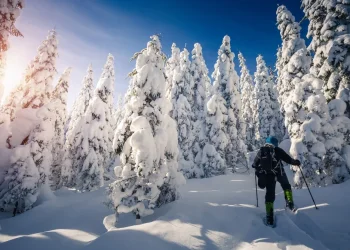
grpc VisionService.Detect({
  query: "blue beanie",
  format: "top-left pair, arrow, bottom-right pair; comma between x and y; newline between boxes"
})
266,136 -> 278,147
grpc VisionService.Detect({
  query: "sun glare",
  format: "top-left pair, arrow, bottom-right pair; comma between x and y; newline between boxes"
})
2,56 -> 25,99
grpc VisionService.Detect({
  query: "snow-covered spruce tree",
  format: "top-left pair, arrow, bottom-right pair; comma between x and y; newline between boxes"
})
0,0 -> 24,85
253,55 -> 276,146
326,99 -> 350,183
190,43 -> 211,171
101,54 -> 116,169
50,68 -> 71,190
287,74 -> 329,187
107,35 -> 184,222
169,48 -> 197,178
276,5 -> 311,108
321,0 -> 350,115
66,64 -> 94,142
302,0 -> 350,111
212,35 -> 247,171
165,43 -> 181,100
276,5 -> 312,138
238,52 -> 256,151
202,94 -> 227,177
268,66 -> 284,141
0,30 -> 58,148
0,92 -> 61,212
0,145 -> 40,212
60,65 -> 94,188
1,29 -> 58,121
73,54 -> 115,191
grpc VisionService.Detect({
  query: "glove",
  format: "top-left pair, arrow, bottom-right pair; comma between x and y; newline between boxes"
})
293,159 -> 301,166
255,168 -> 266,176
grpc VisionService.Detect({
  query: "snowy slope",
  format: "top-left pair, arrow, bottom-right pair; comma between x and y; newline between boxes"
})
1,173 -> 350,250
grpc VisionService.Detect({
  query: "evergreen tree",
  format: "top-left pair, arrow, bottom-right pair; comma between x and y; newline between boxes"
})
276,5 -> 312,138
211,35 -> 247,171
202,94 -> 227,177
50,68 -> 71,190
107,35 -> 184,222
0,0 -> 24,85
165,43 -> 181,100
253,55 -> 276,146
321,0 -> 350,114
0,30 -> 58,148
60,65 -> 94,188
190,43 -> 210,173
238,52 -> 255,151
326,99 -> 350,183
268,66 -> 284,141
302,0 -> 350,112
0,90 -> 62,212
170,48 -> 197,178
66,64 -> 94,141
288,74 -> 329,187
74,54 -> 115,191
2,30 -> 58,120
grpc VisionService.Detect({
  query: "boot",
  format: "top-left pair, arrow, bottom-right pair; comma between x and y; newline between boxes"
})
265,202 -> 274,226
284,189 -> 295,211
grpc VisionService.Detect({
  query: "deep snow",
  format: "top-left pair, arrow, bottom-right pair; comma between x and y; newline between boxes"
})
0,173 -> 349,250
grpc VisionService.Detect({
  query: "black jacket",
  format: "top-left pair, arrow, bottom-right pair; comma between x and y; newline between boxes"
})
252,145 -> 295,175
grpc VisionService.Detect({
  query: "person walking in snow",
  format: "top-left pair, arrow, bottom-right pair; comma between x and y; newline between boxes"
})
252,136 -> 300,226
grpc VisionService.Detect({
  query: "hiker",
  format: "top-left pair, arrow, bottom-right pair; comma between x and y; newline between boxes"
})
252,136 -> 300,226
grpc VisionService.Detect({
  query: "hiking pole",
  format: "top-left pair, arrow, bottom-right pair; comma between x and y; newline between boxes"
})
298,165 -> 318,210
255,174 -> 258,207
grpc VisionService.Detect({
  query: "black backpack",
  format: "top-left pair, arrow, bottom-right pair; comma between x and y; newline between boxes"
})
260,145 -> 277,173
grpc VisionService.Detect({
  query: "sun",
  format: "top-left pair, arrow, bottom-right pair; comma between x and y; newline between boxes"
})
2,55 -> 25,100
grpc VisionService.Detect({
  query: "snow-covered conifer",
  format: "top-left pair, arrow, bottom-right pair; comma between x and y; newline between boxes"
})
0,94 -> 60,212
202,94 -> 227,177
74,54 -> 115,191
268,66 -> 284,141
2,30 -> 58,121
238,52 -> 255,151
60,65 -> 94,188
302,0 -> 350,112
50,68 -> 71,190
211,35 -> 247,171
0,0 -> 24,84
165,43 -> 181,99
107,35 -> 184,221
0,30 -> 58,148
170,48 -> 197,178
276,5 -> 312,138
253,55 -> 276,146
287,74 -> 329,187
190,43 -> 211,172
66,64 -> 94,140
0,145 -> 40,212
325,99 -> 350,183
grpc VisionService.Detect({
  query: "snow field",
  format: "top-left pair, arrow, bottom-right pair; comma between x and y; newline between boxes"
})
1,173 -> 349,250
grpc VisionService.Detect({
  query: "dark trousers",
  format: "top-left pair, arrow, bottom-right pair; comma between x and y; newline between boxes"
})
265,172 -> 291,203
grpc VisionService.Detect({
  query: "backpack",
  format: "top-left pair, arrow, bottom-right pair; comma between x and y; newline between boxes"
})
260,145 -> 277,173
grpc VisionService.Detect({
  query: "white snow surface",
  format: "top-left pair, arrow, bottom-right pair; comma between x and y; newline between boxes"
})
1,174 -> 349,250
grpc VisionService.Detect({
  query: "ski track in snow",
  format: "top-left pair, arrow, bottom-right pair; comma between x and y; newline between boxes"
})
0,174 -> 349,250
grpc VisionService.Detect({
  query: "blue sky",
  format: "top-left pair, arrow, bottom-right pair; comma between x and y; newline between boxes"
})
4,0 -> 307,110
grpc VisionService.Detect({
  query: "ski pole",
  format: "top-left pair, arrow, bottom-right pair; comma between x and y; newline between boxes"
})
298,165 -> 318,210
255,173 -> 258,207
